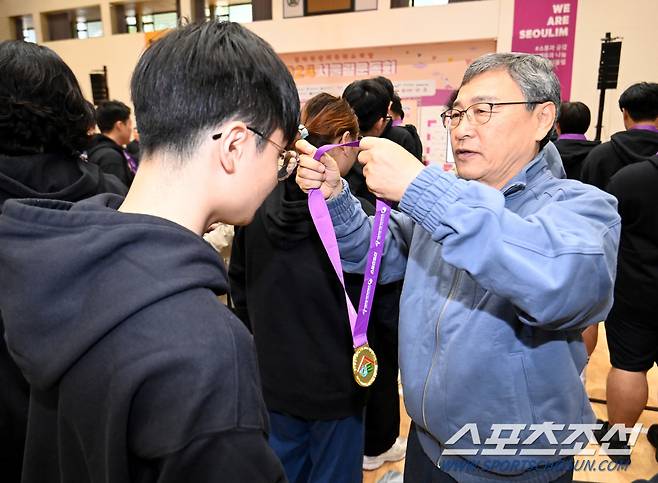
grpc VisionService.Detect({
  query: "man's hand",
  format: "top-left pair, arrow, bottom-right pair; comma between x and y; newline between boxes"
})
295,139 -> 343,200
358,137 -> 425,202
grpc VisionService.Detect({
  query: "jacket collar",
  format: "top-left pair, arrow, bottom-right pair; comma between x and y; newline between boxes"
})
500,148 -> 550,197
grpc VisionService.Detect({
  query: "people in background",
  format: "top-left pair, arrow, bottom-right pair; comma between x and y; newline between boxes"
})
343,78 -> 423,162
88,100 -> 137,187
597,152 -> 658,464
579,82 -> 658,387
554,101 -> 600,180
581,82 -> 658,189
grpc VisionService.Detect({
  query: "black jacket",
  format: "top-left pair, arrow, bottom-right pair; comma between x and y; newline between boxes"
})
0,194 -> 285,483
606,155 -> 658,322
0,152 -> 127,483
381,121 -> 423,162
229,178 -> 380,420
87,134 -> 134,188
554,139 -> 600,181
581,129 -> 658,190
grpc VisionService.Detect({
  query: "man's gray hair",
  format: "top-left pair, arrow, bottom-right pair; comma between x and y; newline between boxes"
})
462,53 -> 561,113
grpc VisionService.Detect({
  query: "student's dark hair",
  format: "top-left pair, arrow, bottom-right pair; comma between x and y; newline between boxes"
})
95,100 -> 131,133
618,82 -> 658,122
342,79 -> 389,133
373,76 -> 395,100
301,93 -> 359,148
0,40 -> 94,156
131,20 -> 300,161
557,101 -> 591,134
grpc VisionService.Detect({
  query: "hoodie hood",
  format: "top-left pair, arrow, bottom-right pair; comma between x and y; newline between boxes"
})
259,176 -> 315,248
87,133 -> 124,157
0,152 -> 127,206
0,194 -> 227,390
610,129 -> 658,166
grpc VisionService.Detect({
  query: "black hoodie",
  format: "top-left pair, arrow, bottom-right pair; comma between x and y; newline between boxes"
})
87,134 -> 134,188
229,178 -> 374,420
580,129 -> 658,190
381,121 -> 423,162
606,155 -> 658,321
0,152 -> 127,483
554,139 -> 600,180
0,194 -> 285,483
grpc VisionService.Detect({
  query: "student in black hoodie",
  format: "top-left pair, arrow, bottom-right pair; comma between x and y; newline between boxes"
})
343,79 -> 423,163
581,82 -> 658,189
554,101 -> 600,180
0,40 -> 127,483
595,153 -> 658,464
0,21 -> 299,483
229,94 -> 368,483
87,100 -> 136,188
373,76 -> 424,163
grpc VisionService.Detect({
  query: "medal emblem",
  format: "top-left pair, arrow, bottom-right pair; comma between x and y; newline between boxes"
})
352,345 -> 378,387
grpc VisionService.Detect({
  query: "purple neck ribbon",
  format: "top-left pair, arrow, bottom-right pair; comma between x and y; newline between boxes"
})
631,124 -> 658,134
123,150 -> 138,174
307,140 -> 392,348
558,133 -> 587,141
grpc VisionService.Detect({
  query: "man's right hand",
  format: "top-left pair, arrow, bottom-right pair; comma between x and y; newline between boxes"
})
295,139 -> 343,200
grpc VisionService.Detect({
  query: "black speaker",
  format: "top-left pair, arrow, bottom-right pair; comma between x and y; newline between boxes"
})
90,67 -> 109,105
597,41 -> 622,90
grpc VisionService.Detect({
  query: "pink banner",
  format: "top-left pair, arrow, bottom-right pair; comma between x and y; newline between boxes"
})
511,0 -> 578,101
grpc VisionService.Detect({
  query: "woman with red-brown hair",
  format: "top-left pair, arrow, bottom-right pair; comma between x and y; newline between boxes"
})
229,93 -> 367,483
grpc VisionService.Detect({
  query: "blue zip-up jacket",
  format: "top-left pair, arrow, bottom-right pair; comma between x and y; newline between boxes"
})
326,147 -> 620,482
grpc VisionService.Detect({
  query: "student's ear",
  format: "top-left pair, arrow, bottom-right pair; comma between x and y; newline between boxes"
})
214,122 -> 250,176
340,131 -> 352,144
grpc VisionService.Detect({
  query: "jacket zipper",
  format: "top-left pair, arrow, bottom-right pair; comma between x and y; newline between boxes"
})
421,269 -> 463,430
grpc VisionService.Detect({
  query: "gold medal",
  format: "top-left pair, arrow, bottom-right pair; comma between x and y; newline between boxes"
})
352,344 -> 378,387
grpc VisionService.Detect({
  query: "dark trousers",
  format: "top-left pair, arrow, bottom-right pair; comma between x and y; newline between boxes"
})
364,284 -> 401,456
268,411 -> 364,483
404,423 -> 574,483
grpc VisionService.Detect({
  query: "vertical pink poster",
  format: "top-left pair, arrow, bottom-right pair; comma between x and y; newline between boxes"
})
511,0 -> 578,100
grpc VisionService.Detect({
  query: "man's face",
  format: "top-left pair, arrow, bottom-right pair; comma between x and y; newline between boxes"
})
450,70 -> 550,190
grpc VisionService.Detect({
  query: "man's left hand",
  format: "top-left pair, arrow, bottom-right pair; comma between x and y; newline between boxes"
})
358,137 -> 425,202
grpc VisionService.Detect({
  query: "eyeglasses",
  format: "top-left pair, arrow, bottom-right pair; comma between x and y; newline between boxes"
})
212,127 -> 300,181
440,101 -> 546,129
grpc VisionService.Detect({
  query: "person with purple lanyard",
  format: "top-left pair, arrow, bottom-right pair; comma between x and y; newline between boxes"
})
581,82 -> 658,190
229,94 -> 369,483
553,101 -> 600,181
296,53 -> 621,482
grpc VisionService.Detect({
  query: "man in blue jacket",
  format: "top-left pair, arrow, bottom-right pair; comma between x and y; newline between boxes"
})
296,53 -> 621,482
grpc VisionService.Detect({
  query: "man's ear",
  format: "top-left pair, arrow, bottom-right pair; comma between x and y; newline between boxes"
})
215,122 -> 250,176
535,102 -> 557,142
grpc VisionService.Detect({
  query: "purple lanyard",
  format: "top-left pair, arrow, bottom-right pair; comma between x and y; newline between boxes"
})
123,150 -> 138,174
632,125 -> 658,134
558,133 -> 587,141
307,141 -> 392,348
